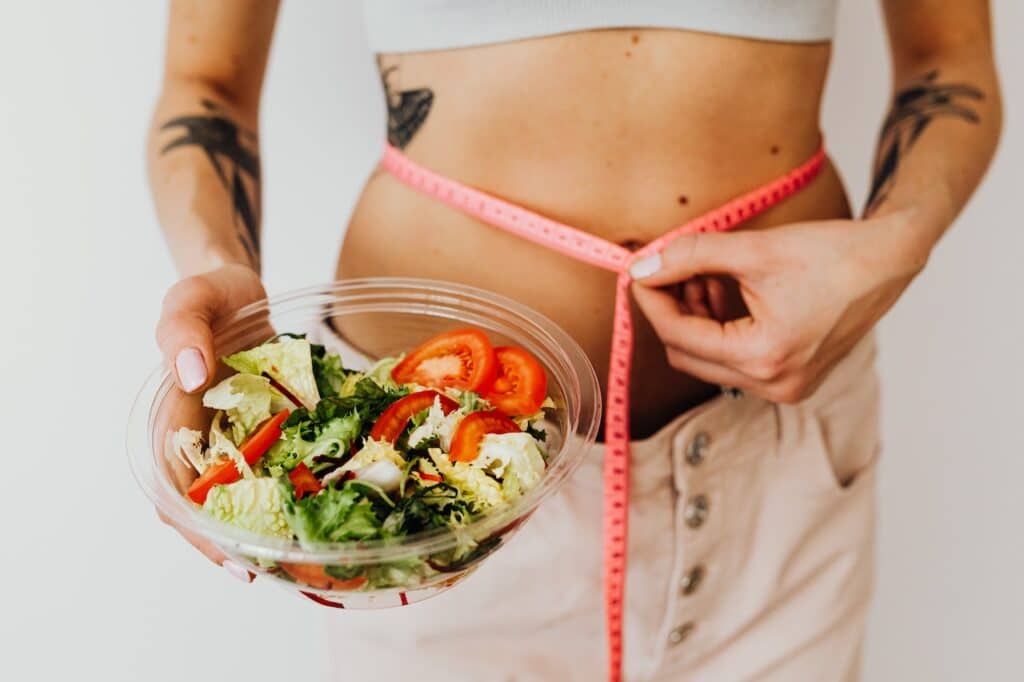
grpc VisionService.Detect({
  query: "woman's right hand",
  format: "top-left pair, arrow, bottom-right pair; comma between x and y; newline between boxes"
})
156,263 -> 267,395
154,263 -> 267,579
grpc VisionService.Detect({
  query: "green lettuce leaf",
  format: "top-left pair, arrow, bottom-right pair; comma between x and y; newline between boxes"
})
263,411 -> 362,475
456,391 -> 491,413
310,343 -> 360,398
312,377 -> 400,422
315,378 -> 409,442
365,355 -> 402,390
223,337 -> 321,410
280,480 -> 383,546
382,482 -> 472,537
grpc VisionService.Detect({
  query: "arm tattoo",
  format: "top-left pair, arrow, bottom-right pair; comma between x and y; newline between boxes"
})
379,61 -> 433,149
160,99 -> 261,266
865,70 -> 983,214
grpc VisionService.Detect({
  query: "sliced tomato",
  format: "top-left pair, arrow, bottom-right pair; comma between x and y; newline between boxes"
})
449,409 -> 521,462
418,472 -> 443,483
391,329 -> 497,393
288,463 -> 322,500
279,562 -> 367,591
369,390 -> 458,443
483,346 -> 548,416
186,409 -> 290,504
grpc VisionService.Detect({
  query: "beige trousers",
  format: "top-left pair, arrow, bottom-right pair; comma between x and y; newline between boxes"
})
325,335 -> 880,681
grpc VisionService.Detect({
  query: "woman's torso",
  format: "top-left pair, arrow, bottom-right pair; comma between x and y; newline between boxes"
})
338,28 -> 851,437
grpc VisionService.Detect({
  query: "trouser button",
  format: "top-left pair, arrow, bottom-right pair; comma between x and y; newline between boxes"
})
684,494 -> 710,529
668,622 -> 695,646
685,431 -> 710,466
679,564 -> 705,596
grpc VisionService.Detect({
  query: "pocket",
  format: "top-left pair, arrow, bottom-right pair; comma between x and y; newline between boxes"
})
786,335 -> 882,494
801,365 -> 882,493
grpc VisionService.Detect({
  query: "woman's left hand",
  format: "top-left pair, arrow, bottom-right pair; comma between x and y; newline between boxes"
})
630,212 -> 929,403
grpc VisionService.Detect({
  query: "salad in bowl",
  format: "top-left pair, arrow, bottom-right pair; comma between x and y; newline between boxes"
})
129,279 -> 600,608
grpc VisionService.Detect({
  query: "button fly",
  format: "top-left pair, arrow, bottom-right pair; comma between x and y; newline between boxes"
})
684,494 -> 710,528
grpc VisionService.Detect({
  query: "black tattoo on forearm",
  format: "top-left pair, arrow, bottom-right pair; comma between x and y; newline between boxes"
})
865,70 -> 983,215
379,61 -> 433,149
160,99 -> 261,265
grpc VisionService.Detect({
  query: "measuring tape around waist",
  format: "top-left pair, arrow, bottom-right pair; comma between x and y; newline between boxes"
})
381,143 -> 827,681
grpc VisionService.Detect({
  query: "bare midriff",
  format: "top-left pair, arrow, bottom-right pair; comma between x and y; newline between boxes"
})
337,28 -> 851,438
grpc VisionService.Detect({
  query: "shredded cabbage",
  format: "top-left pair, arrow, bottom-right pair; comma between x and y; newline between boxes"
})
476,432 -> 547,501
223,337 -> 321,410
170,427 -> 211,473
408,396 -> 466,451
428,448 -> 504,511
202,373 -> 288,444
204,478 -> 291,538
209,411 -> 255,480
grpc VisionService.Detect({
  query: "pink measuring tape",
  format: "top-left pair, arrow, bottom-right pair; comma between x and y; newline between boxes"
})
382,143 -> 826,681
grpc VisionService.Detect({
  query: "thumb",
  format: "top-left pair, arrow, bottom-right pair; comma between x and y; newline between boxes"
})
629,231 -> 761,287
156,277 -> 221,394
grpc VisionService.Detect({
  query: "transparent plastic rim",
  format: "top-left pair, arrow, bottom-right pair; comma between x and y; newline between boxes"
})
127,278 -> 602,564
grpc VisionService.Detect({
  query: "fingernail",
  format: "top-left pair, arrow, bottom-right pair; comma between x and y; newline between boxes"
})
629,253 -> 662,279
223,560 -> 255,583
175,347 -> 207,392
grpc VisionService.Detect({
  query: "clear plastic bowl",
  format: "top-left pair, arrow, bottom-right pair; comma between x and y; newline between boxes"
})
128,278 -> 601,609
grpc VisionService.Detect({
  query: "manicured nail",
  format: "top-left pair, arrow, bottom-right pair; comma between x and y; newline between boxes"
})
175,347 -> 207,393
629,253 -> 662,279
223,560 -> 255,583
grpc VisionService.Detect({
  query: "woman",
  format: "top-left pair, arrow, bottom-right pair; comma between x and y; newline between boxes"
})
147,2 -> 1001,680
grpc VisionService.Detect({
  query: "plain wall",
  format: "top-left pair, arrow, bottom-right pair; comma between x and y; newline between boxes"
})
0,1 -> 1020,680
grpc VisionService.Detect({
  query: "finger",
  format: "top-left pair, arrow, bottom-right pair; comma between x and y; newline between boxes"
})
705,277 -> 729,321
683,278 -> 712,318
156,509 -> 256,582
674,293 -> 694,317
630,231 -> 761,287
156,279 -> 220,393
157,508 -> 228,565
632,283 -> 757,365
664,348 -> 758,391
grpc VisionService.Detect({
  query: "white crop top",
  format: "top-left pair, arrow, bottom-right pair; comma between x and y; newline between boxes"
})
363,0 -> 838,53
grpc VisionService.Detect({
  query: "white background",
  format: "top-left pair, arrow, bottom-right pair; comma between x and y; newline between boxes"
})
1,2 -> 1020,680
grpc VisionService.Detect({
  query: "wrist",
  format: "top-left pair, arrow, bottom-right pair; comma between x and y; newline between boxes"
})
180,242 -> 258,279
865,206 -> 943,278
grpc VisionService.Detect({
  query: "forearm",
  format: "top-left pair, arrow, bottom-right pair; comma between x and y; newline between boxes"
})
147,79 -> 263,277
865,38 -> 1002,269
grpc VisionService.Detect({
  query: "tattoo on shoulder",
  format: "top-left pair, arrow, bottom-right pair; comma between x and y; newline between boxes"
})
865,70 -> 983,215
160,99 -> 261,266
379,61 -> 434,149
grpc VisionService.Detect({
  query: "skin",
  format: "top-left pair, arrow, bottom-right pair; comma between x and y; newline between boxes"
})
147,0 -> 1001,566
339,31 -> 844,436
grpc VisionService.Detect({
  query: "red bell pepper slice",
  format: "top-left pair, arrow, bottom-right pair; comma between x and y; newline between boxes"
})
288,462 -> 322,500
186,409 -> 291,504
